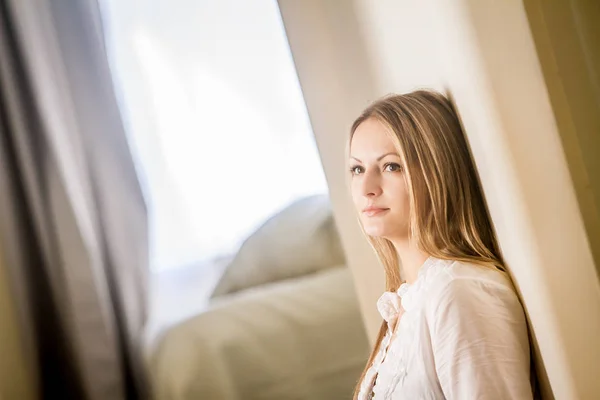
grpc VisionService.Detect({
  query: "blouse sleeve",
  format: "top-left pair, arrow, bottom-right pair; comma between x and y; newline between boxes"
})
427,278 -> 533,400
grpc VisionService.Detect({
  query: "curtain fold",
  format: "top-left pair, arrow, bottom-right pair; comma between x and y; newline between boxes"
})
0,0 -> 150,398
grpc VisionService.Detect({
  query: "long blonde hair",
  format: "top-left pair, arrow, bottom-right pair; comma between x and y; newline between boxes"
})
351,90 -> 505,399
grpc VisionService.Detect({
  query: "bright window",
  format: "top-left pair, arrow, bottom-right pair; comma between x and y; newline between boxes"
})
102,0 -> 328,271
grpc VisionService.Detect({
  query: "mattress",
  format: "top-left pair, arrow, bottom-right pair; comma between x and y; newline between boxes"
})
147,266 -> 370,399
144,256 -> 232,353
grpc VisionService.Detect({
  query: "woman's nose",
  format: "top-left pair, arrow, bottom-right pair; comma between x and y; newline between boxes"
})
361,172 -> 382,197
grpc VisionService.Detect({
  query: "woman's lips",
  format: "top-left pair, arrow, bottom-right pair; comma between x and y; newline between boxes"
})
362,207 -> 390,217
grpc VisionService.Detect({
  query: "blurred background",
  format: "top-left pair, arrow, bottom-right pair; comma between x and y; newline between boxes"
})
0,0 -> 598,399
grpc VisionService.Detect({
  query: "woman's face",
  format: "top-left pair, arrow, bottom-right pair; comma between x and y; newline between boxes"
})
349,118 -> 411,240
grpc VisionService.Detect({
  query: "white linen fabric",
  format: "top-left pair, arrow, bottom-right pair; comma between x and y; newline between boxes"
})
359,257 -> 533,400
150,267 -> 369,399
211,194 -> 345,298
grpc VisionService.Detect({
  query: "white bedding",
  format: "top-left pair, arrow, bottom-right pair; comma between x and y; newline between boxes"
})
144,256 -> 232,353
148,267 -> 369,400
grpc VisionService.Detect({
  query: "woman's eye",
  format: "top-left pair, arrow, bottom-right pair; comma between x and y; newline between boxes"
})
384,163 -> 403,172
350,165 -> 364,175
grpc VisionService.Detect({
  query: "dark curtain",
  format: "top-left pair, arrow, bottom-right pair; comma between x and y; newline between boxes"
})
0,0 -> 150,398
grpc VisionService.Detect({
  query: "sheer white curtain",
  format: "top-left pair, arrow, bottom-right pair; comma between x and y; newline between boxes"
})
102,0 -> 328,271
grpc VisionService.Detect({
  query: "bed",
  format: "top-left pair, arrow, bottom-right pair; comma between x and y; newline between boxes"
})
144,195 -> 370,399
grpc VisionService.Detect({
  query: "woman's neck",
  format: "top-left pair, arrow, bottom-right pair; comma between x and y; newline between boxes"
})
391,238 -> 430,284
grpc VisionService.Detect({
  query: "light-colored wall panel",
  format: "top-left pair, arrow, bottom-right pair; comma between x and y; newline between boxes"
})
278,0 -> 447,342
277,0 -> 384,341
279,1 -> 600,398
524,0 -> 600,276
432,1 -> 600,398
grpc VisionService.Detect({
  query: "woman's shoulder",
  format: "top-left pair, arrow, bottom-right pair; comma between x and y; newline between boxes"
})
422,258 -> 520,311
424,257 -> 512,289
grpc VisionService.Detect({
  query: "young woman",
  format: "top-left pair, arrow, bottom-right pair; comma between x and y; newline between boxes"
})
349,90 -> 533,399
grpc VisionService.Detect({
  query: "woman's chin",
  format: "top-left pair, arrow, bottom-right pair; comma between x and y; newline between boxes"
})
363,224 -> 390,238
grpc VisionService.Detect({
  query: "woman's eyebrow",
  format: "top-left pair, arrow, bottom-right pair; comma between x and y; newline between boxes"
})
349,152 -> 399,163
377,152 -> 399,161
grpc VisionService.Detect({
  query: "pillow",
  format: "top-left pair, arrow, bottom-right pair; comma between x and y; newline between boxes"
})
210,194 -> 346,298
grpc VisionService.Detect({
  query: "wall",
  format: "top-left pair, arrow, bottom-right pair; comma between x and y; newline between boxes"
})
524,0 -> 600,275
277,0 -> 384,338
0,250 -> 35,398
277,0 -> 448,343
429,2 -> 600,398
279,0 -> 600,399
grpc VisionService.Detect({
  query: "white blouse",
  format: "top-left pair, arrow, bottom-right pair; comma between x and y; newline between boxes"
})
358,257 -> 533,400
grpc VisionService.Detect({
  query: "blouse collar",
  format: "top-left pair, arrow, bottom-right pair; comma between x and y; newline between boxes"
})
376,256 -> 438,322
